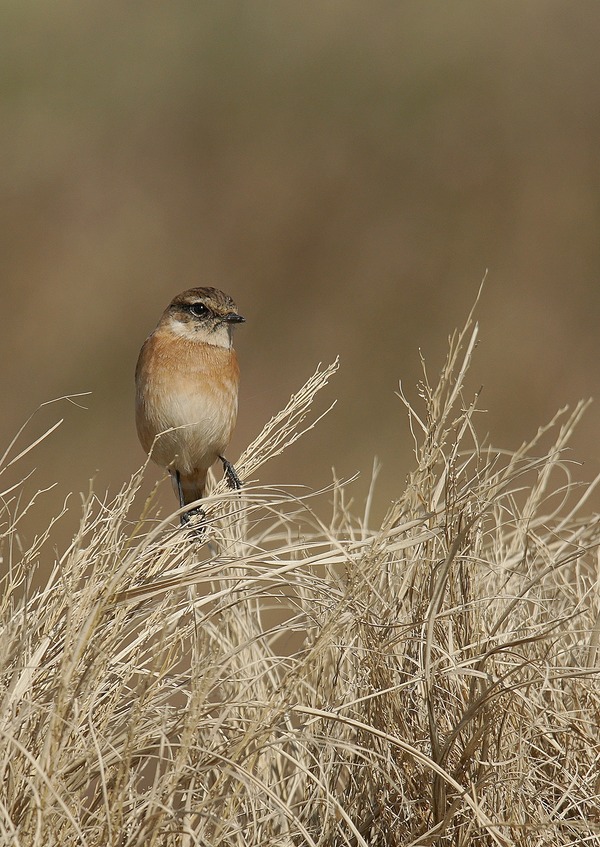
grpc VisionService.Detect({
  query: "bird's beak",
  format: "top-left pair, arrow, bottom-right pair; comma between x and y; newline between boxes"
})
224,312 -> 245,324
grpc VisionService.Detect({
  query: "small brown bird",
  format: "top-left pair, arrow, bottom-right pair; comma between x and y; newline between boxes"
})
135,287 -> 244,524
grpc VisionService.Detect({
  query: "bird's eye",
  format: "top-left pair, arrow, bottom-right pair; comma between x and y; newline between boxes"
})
189,302 -> 209,318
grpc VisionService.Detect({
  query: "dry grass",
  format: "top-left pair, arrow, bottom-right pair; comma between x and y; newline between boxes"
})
1,312 -> 599,846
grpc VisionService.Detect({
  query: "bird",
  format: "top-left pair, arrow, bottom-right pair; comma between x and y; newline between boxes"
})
135,287 -> 244,525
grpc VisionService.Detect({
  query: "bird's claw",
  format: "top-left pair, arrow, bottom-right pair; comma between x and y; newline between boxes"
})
220,457 -> 242,490
180,505 -> 207,536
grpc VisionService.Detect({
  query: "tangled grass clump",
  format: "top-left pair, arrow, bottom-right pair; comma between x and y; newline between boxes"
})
1,312 -> 599,846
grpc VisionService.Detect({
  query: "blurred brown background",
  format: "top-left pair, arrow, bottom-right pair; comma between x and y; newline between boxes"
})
2,2 -> 599,554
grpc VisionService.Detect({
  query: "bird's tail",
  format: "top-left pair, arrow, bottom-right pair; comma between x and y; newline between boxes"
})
170,469 -> 208,509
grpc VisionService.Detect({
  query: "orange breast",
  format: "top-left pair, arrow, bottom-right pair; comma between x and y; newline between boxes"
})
135,330 -> 240,474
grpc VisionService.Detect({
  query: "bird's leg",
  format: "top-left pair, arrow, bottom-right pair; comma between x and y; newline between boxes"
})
219,456 -> 242,490
175,469 -> 186,510
174,470 -> 206,528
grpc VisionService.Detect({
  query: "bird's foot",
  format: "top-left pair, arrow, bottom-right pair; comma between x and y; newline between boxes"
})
220,456 -> 242,490
180,505 -> 206,536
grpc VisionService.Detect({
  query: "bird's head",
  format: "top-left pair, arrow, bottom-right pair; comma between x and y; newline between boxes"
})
163,287 -> 245,348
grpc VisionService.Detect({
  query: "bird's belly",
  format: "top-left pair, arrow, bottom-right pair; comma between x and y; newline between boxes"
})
138,379 -> 237,475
